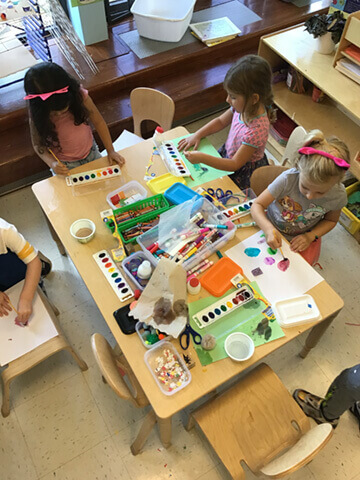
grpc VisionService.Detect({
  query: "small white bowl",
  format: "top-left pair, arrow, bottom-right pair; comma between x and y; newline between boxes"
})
70,219 -> 96,244
224,332 -> 255,362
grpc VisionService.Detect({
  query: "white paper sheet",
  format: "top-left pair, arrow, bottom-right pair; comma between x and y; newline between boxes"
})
225,231 -> 323,304
0,282 -> 58,366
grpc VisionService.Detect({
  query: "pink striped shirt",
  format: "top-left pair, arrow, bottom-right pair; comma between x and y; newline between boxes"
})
225,111 -> 270,163
51,88 -> 93,162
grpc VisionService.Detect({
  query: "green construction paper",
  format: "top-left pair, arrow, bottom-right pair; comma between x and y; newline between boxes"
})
348,191 -> 360,204
188,282 -> 285,366
172,135 -> 233,188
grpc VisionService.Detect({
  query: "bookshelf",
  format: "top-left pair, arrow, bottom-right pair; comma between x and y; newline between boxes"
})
259,24 -> 360,180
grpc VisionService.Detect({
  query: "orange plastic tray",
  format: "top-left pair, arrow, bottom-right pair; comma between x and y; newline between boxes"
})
200,257 -> 243,297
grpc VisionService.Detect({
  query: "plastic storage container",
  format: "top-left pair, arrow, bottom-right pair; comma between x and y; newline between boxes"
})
106,180 -> 147,209
144,341 -> 191,395
130,0 -> 196,42
339,181 -> 360,239
273,295 -> 321,327
122,250 -> 157,290
137,197 -> 236,271
164,182 -> 202,205
135,322 -> 170,349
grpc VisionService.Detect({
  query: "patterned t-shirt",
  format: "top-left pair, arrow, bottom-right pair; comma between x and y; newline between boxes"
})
267,168 -> 347,238
224,110 -> 270,162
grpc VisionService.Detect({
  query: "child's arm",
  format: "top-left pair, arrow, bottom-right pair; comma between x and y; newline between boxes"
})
17,256 -> 42,325
29,118 -> 69,175
251,189 -> 282,249
84,95 -> 125,167
183,143 -> 256,172
178,109 -> 233,151
290,210 -> 341,253
0,292 -> 12,317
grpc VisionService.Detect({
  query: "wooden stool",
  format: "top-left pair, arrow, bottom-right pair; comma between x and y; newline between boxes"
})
187,364 -> 333,479
1,288 -> 88,417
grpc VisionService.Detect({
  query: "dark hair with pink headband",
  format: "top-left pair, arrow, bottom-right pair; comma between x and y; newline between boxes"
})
295,130 -> 350,184
24,62 -> 88,150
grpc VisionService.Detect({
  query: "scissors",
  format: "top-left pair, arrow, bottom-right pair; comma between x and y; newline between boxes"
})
206,188 -> 236,205
180,322 -> 202,350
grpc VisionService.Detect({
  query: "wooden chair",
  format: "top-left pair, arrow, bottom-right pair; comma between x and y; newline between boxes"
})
281,126 -> 307,167
91,333 -> 157,455
187,364 -> 333,479
1,287 -> 88,417
130,87 -> 175,137
250,165 -> 288,196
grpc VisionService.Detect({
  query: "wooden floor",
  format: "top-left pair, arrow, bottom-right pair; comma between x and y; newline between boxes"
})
0,0 -> 329,188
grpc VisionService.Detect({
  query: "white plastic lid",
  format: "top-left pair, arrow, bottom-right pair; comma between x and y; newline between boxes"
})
138,260 -> 152,279
273,295 -> 321,328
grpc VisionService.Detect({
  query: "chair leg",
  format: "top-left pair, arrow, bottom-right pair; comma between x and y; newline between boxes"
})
1,376 -> 11,418
185,414 -> 196,431
65,346 -> 88,371
130,409 -> 157,455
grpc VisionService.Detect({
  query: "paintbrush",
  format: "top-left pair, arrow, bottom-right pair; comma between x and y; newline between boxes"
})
48,148 -> 65,167
7,297 -> 19,315
273,229 -> 288,261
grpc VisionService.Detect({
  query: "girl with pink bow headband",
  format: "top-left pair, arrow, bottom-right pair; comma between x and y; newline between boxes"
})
251,129 -> 350,266
24,62 -> 125,176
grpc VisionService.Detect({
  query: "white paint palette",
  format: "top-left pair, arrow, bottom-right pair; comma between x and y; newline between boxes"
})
221,200 -> 254,221
66,166 -> 121,186
93,250 -> 134,303
159,141 -> 191,177
192,285 -> 254,329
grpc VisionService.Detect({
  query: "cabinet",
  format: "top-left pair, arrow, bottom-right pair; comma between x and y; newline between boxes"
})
258,24 -> 360,180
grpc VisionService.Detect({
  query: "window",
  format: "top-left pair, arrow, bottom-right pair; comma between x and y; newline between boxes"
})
104,0 -> 133,25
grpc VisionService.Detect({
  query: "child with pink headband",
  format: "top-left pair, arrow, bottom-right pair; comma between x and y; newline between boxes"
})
24,62 -> 125,176
251,130 -> 350,265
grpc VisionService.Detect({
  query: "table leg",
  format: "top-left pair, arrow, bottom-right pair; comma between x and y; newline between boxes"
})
43,214 -> 66,256
300,310 -> 341,358
157,415 -> 172,448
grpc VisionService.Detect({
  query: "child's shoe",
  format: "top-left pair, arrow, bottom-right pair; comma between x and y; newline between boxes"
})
38,251 -> 52,277
293,389 -> 339,428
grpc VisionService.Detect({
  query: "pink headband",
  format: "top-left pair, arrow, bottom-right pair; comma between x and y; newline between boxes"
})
298,147 -> 350,169
24,86 -> 69,101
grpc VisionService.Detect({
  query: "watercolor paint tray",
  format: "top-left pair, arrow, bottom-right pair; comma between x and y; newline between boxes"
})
93,250 -> 134,303
192,285 -> 254,329
159,141 -> 191,177
221,199 -> 254,221
66,166 -> 121,186
273,295 -> 321,328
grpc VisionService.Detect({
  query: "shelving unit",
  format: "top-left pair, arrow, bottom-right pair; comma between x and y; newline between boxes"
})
259,23 -> 360,179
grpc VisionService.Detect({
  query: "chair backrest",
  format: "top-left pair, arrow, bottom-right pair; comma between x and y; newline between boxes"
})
193,364 -> 310,474
91,333 -> 148,408
130,87 -> 175,137
282,126 -> 307,167
250,165 -> 288,196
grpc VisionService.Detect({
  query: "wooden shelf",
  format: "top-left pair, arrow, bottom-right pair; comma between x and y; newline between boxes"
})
266,133 -> 285,163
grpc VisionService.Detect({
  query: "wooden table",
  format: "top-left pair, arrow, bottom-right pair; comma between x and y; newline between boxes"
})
32,126 -> 344,448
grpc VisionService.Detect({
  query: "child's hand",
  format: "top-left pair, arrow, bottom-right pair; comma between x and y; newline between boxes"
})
16,297 -> 33,326
178,134 -> 201,151
265,229 -> 282,250
0,292 -> 12,317
52,161 -> 69,176
108,151 -> 125,167
183,150 -> 203,164
290,234 -> 312,253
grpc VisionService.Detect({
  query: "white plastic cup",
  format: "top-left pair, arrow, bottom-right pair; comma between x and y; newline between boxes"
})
70,219 -> 96,244
224,333 -> 255,362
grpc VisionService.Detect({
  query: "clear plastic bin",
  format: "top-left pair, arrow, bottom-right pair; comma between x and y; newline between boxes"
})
135,322 -> 171,349
144,341 -> 191,395
106,180 -> 148,209
137,197 -> 236,271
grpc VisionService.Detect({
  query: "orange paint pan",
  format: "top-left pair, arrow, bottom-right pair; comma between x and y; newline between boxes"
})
200,257 -> 243,297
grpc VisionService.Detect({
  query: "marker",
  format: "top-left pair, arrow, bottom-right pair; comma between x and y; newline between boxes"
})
193,261 -> 214,276
203,224 -> 228,229
236,221 -> 256,228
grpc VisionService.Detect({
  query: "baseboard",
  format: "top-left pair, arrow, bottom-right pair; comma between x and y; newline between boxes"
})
0,170 -> 51,197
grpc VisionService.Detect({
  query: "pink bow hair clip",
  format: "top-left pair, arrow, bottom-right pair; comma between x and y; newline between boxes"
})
24,86 -> 69,101
298,147 -> 350,169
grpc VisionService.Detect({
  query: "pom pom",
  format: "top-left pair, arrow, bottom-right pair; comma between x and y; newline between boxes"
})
201,334 -> 216,351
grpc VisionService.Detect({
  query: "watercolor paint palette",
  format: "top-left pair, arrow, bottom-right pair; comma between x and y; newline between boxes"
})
66,166 -> 121,186
159,141 -> 191,177
192,285 -> 254,329
221,200 -> 254,221
93,250 -> 134,303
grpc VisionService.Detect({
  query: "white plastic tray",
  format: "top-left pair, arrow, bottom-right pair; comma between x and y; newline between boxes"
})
273,295 -> 321,328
